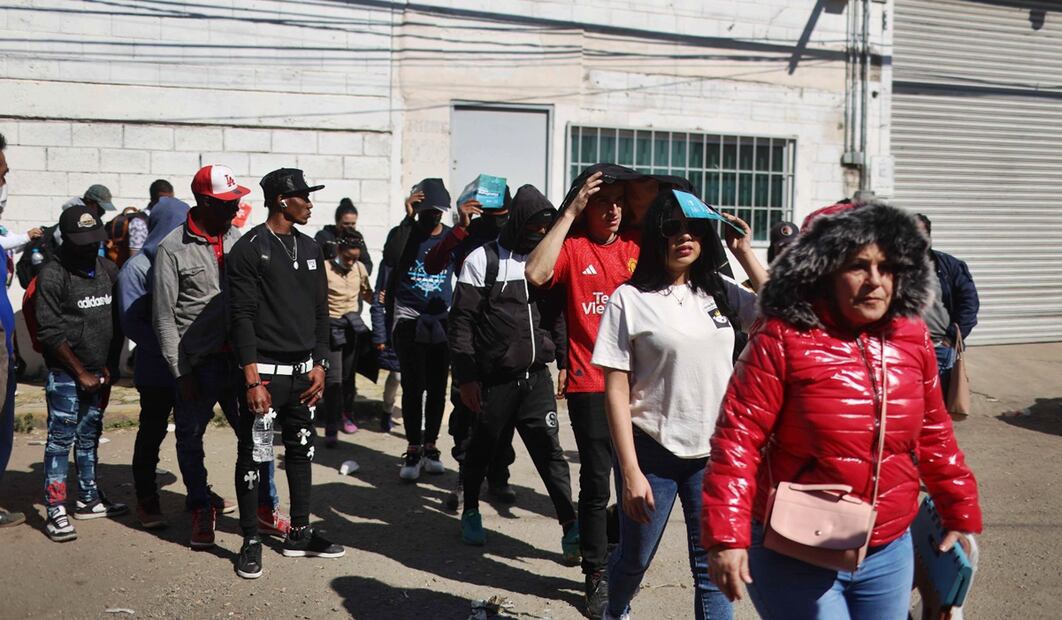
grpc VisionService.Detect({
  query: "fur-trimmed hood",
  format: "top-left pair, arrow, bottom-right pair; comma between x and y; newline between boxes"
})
760,203 -> 932,331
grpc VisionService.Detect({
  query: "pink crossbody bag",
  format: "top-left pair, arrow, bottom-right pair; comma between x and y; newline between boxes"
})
762,337 -> 887,573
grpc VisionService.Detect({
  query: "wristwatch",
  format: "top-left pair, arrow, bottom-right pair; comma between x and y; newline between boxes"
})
314,358 -> 330,372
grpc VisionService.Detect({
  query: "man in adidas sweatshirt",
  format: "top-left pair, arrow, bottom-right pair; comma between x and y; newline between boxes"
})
35,204 -> 126,542
448,185 -> 578,565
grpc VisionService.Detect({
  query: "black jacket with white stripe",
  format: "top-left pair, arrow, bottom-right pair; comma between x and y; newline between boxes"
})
448,186 -> 565,387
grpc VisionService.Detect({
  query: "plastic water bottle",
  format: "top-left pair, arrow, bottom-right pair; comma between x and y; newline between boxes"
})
252,411 -> 275,463
30,247 -> 44,266
339,460 -> 359,475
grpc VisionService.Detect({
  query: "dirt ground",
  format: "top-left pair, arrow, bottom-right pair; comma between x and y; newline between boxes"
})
1,343 -> 1060,619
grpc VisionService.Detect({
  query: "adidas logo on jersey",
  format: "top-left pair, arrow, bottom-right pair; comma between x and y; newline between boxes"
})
76,294 -> 112,309
582,264 -> 598,275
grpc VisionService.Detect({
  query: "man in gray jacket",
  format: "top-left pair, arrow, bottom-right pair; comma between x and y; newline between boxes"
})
153,165 -> 288,550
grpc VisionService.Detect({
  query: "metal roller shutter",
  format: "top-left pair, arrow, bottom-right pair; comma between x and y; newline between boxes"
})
892,0 -> 1062,345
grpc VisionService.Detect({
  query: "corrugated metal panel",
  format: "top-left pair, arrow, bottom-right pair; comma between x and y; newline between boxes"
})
893,0 -> 1062,345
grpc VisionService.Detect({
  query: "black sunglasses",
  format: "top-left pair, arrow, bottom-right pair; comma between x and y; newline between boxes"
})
661,218 -> 711,238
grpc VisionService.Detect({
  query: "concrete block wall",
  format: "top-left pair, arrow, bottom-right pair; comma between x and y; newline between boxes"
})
0,120 -> 393,261
0,119 -> 392,377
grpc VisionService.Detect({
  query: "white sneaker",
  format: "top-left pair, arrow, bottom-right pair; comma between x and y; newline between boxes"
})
46,506 -> 78,542
604,609 -> 631,620
422,447 -> 445,475
399,449 -> 423,481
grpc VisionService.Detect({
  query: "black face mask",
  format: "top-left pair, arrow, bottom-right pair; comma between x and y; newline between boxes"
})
61,242 -> 99,274
415,210 -> 441,233
514,232 -> 545,255
484,212 -> 509,236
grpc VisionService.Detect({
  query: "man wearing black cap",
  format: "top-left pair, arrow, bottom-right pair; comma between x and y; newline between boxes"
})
153,165 -> 287,550
228,167 -> 342,579
380,179 -> 455,481
35,205 -> 126,542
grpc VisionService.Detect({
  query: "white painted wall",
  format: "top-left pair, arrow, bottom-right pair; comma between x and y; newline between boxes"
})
0,0 -> 893,370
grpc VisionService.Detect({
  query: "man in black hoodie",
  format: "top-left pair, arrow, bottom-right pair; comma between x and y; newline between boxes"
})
448,185 -> 579,565
424,188 -> 520,509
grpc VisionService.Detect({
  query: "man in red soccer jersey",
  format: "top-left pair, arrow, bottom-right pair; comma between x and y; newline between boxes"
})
526,165 -> 656,618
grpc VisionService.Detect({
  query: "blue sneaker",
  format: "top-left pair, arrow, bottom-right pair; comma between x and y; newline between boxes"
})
561,521 -> 581,566
461,510 -> 485,546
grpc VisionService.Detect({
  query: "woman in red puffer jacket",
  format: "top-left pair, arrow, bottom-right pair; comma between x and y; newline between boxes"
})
701,203 -> 982,620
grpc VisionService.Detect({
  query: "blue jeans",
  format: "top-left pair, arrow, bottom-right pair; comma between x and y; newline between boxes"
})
935,344 -> 956,397
0,368 -> 14,487
174,357 -> 277,511
748,523 -> 914,620
43,370 -> 103,507
608,432 -> 732,619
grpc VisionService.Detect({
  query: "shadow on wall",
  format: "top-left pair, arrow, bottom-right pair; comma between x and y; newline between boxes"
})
12,310 -> 134,382
997,398 -> 1062,437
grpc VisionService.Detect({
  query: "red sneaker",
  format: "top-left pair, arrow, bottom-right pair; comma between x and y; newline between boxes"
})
190,506 -> 216,549
136,496 -> 167,530
257,505 -> 291,537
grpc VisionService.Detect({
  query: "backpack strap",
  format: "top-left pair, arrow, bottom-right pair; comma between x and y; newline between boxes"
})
482,241 -> 500,291
247,225 -> 272,278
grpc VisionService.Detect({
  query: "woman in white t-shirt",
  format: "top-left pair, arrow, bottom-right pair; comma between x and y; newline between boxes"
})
592,190 -> 766,620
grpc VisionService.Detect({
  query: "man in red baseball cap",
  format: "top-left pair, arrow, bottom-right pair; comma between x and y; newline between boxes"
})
153,165 -> 290,550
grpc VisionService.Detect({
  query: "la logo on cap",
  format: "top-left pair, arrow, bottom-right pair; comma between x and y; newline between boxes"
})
192,164 -> 251,201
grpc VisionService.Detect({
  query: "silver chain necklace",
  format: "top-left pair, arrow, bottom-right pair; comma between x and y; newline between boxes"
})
669,282 -> 692,305
265,224 -> 298,269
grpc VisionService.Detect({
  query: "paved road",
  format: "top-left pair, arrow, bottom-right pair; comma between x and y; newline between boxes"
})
1,343 -> 1059,619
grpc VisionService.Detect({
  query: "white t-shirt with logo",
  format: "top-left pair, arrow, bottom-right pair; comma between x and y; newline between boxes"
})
591,279 -> 758,458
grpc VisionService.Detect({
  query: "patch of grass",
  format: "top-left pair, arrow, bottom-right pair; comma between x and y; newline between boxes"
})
13,412 -> 34,433
105,418 -> 138,430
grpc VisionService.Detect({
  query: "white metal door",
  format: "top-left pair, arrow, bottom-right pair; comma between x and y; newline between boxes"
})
893,0 -> 1062,344
450,105 -> 550,202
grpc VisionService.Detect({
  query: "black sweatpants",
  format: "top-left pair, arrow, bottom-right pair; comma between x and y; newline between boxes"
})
235,371 -> 315,536
392,319 -> 449,446
567,391 -> 614,573
463,367 -> 575,525
449,384 -> 516,488
324,333 -> 359,437
131,385 -> 176,502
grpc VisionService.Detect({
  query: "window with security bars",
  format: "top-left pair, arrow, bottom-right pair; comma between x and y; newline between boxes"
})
568,126 -> 795,243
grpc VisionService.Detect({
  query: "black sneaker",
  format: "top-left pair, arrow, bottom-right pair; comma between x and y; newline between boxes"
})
487,483 -> 517,504
282,526 -> 345,558
236,536 -> 263,579
585,570 -> 609,619
74,492 -> 129,520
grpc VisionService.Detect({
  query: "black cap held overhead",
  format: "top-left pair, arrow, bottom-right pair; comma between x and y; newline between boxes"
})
411,178 -> 451,212
260,168 -> 325,201
59,204 -> 107,246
